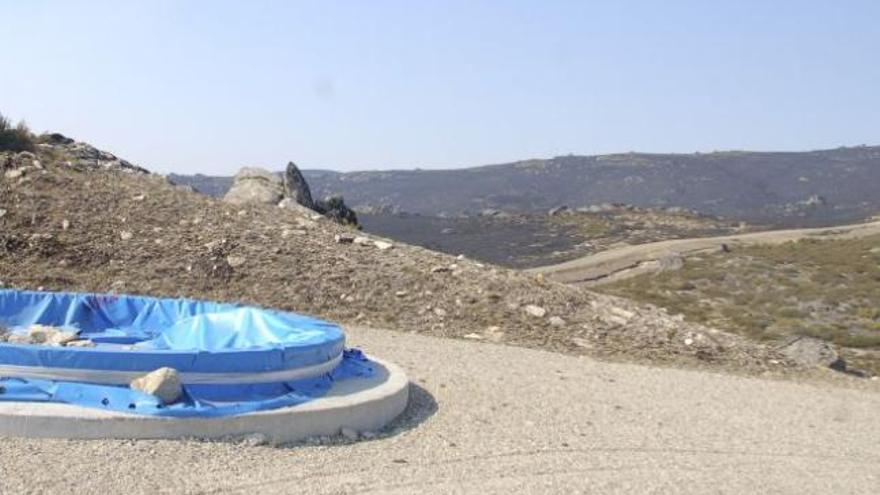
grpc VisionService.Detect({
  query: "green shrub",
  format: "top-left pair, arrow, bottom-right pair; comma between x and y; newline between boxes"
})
0,112 -> 35,152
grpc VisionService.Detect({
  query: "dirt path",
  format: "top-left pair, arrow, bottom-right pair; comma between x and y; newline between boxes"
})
527,220 -> 880,286
1,326 -> 878,494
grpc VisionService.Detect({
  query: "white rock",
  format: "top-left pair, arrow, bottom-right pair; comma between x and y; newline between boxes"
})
353,236 -> 372,245
119,231 -> 133,241
433,308 -> 448,317
130,367 -> 183,404
373,240 -> 394,250
4,169 -> 24,179
463,333 -> 483,340
0,209 -> 7,218
523,305 -> 547,318
684,338 -> 694,346
61,219 -> 70,230
240,433 -> 269,447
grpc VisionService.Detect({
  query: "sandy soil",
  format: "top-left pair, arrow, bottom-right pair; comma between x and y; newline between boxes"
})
1,326 -> 877,494
529,220 -> 880,286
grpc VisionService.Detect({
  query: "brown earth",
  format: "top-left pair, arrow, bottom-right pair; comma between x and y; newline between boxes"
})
0,145 -> 798,374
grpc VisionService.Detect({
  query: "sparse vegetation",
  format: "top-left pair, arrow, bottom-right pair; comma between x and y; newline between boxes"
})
0,112 -> 35,152
599,235 -> 880,374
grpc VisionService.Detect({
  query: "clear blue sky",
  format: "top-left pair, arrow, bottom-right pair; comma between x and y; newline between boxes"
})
2,1 -> 878,174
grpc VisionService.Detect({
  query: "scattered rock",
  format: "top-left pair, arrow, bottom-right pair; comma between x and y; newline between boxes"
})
431,265 -> 452,273
524,305 -> 547,318
335,234 -> 355,244
463,333 -> 483,340
353,236 -> 372,245
61,219 -> 70,230
130,367 -> 183,404
119,231 -> 133,241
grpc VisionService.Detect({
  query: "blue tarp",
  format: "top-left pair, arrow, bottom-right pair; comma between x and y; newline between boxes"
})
0,289 -> 374,417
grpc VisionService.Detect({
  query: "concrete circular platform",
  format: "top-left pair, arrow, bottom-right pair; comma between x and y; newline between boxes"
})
0,357 -> 409,443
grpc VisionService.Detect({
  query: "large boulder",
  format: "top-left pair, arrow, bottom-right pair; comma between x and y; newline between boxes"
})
223,167 -> 284,205
283,161 -> 315,209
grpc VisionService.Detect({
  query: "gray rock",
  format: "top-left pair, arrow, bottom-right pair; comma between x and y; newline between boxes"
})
130,367 -> 184,404
283,161 -> 315,209
780,337 -> 846,371
223,167 -> 284,205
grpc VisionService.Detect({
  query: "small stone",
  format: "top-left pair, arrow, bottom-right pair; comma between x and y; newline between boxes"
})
340,427 -> 359,441
61,219 -> 70,230
431,266 -> 451,273
361,431 -> 378,440
464,333 -> 483,340
120,231 -> 133,241
373,240 -> 394,250
684,338 -> 694,346
395,290 -> 408,297
523,305 -> 547,318
353,236 -> 372,245
240,433 -> 269,447
433,308 -> 448,317
130,367 -> 183,404
548,316 -> 566,327
226,255 -> 246,268
0,209 -> 7,218
132,194 -> 146,201
335,234 -> 355,244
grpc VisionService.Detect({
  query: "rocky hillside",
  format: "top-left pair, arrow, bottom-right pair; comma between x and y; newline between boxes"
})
170,145 -> 880,227
1,137 -> 797,374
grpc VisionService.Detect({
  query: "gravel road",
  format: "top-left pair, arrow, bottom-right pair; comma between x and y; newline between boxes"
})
1,326 -> 878,494
529,219 -> 880,286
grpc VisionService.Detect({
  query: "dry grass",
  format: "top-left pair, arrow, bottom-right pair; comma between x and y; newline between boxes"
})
600,236 -> 880,373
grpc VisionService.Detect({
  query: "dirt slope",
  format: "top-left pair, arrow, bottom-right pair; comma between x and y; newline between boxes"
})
1,145 -> 791,373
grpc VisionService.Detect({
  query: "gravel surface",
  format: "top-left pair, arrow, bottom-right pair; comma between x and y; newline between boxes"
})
1,326 -> 878,494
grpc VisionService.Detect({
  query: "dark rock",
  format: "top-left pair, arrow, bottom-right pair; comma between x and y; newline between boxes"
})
315,195 -> 359,228
283,161 -> 315,210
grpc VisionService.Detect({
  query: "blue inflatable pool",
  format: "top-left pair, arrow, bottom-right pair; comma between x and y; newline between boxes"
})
0,289 -> 374,417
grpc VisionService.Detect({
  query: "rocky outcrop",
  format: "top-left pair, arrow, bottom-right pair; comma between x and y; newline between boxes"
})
224,162 -> 359,227
283,161 -> 315,209
223,167 -> 285,205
